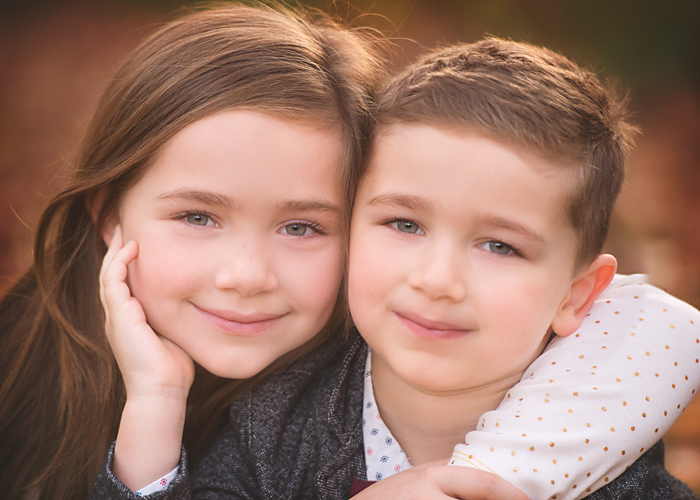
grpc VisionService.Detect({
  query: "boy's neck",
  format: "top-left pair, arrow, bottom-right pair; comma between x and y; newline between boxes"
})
370,351 -> 523,466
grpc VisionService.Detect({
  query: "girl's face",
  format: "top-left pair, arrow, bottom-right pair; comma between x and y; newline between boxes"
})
113,110 -> 345,378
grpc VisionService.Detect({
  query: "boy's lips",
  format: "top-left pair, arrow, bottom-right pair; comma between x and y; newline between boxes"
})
395,311 -> 471,338
191,303 -> 287,336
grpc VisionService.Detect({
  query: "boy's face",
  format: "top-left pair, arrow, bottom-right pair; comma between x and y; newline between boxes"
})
349,124 -> 580,393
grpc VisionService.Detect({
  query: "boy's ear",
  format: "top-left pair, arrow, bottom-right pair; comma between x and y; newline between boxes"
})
551,254 -> 617,337
86,189 -> 118,247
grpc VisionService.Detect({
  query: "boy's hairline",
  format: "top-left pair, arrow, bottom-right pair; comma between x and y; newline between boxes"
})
366,117 -> 599,276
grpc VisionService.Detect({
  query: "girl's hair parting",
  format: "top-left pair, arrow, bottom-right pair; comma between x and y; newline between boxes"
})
0,4 -> 384,499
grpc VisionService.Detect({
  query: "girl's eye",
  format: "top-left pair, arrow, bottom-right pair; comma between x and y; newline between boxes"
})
185,213 -> 214,226
391,219 -> 423,235
281,222 -> 321,236
480,241 -> 515,255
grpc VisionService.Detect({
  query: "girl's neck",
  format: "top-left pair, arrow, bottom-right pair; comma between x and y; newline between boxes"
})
370,351 -> 522,466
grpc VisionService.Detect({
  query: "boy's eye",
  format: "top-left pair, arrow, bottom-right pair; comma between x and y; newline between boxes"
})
480,241 -> 515,255
186,213 -> 213,226
392,219 -> 422,234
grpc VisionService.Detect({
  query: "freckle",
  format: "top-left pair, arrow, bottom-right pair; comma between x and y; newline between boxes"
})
553,459 -> 557,464
646,351 -> 650,356
549,379 -> 554,383
578,456 -> 583,462
640,447 -> 644,453
631,332 -> 636,336
672,384 -> 676,389
674,361 -> 677,366
586,472 -> 591,477
587,423 -> 591,427
551,480 -> 555,485
602,406 -> 607,411
605,477 -> 609,482
574,392 -> 578,396
623,401 -> 627,406
573,485 -> 577,489
655,428 -> 659,433
691,320 -> 694,324
611,427 -> 615,432
511,451 -> 516,456
678,404 -> 681,409
663,308 -> 667,312
602,346 -> 607,349
631,426 -> 635,431
575,333 -> 579,337
603,331 -> 608,335
615,311 -> 619,314
538,417 -> 543,421
530,446 -> 535,451
490,447 -> 494,451
616,378 -> 621,382
628,356 -> 632,360
646,396 -> 650,401
642,413 -> 646,417
634,296 -> 639,299
568,409 -> 573,413
551,361 -> 556,365
579,355 -> 584,359
533,469 -> 538,473
565,473 -> 569,478
666,345 -> 670,349
685,375 -> 688,380
671,325 -> 675,329
585,438 -> 590,443
639,318 -> 643,321
513,468 -> 517,473
550,442 -> 555,447
595,320 -> 600,323
522,433 -> 526,437
655,373 -> 659,377
563,427 -> 567,432
622,450 -> 626,455
604,447 -> 608,452
544,399 -> 550,403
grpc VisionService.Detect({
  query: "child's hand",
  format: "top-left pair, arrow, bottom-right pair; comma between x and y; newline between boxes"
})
100,225 -> 195,399
100,226 -> 194,491
354,462 -> 529,500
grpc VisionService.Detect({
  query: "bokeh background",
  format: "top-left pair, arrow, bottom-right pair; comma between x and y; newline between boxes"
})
1,0 -> 699,491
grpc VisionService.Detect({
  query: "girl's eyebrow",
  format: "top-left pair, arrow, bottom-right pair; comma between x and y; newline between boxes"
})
274,199 -> 340,214
157,189 -> 239,210
366,193 -> 433,212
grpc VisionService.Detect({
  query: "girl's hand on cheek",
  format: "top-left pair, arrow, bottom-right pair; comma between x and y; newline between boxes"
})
353,462 -> 529,500
100,225 -> 194,401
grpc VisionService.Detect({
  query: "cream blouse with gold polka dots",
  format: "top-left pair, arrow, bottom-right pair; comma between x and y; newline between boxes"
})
449,274 -> 700,500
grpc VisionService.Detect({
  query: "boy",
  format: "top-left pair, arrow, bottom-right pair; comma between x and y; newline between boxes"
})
93,38 -> 700,500
347,38 -> 700,499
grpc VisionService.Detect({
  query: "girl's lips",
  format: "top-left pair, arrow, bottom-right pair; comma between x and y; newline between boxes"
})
192,303 -> 286,336
395,311 -> 471,339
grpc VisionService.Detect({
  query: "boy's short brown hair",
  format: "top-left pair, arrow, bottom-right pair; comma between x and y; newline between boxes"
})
371,37 -> 637,271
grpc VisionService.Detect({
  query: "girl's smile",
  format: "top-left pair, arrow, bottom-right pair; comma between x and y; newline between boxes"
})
110,110 -> 345,379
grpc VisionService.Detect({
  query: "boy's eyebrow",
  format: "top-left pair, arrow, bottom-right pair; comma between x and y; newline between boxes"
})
366,194 -> 433,212
274,199 -> 340,214
476,214 -> 546,243
157,189 -> 238,209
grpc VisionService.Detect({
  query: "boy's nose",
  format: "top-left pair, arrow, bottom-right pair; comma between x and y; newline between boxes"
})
407,240 -> 467,302
214,239 -> 278,296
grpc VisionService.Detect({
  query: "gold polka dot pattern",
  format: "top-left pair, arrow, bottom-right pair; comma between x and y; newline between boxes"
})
450,274 -> 700,500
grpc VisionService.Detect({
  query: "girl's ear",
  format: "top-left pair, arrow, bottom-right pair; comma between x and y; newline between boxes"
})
551,254 -> 617,337
86,189 -> 118,246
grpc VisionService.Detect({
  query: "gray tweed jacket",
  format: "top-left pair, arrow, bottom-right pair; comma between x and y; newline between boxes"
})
91,329 -> 698,500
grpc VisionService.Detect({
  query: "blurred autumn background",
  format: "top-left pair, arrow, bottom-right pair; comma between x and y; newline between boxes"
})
1,0 -> 699,491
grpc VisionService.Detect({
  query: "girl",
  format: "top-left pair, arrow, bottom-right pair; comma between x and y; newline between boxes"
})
0,4 -> 384,499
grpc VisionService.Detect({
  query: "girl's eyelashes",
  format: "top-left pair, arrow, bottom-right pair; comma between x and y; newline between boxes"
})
387,219 -> 424,235
279,220 -> 326,237
173,210 -> 219,228
477,240 -> 521,257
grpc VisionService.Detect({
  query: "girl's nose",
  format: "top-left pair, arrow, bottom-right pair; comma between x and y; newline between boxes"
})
407,239 -> 467,302
214,240 -> 278,296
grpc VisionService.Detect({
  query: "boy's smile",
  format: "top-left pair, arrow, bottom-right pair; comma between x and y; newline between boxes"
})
349,124 -> 582,399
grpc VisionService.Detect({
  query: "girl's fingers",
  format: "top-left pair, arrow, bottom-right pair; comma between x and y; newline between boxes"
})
439,467 -> 530,500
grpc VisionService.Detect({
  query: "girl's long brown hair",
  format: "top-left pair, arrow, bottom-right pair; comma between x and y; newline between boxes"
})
0,4 -> 384,499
